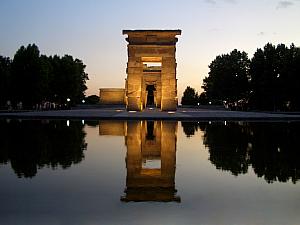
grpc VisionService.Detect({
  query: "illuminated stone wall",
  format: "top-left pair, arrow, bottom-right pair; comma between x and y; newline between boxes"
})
123,30 -> 181,111
99,88 -> 125,105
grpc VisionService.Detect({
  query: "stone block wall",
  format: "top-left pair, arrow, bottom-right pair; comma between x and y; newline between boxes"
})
99,88 -> 125,105
123,30 -> 181,111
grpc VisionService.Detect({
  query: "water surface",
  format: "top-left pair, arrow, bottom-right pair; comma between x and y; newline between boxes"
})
0,120 -> 299,225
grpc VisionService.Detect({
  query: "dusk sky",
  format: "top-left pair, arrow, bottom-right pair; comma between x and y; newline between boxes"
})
1,0 -> 299,98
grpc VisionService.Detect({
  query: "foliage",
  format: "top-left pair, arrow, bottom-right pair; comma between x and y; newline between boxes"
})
11,44 -> 47,107
181,86 -> 199,105
249,43 -> 300,110
46,55 -> 88,105
0,44 -> 89,109
85,95 -> 100,104
201,43 -> 300,111
202,49 -> 250,104
198,92 -> 209,105
0,56 -> 11,107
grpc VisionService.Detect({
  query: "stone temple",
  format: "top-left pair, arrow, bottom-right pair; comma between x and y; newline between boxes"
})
99,29 -> 181,111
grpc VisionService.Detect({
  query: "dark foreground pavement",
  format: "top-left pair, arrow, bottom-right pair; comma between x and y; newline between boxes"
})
1,107 -> 300,121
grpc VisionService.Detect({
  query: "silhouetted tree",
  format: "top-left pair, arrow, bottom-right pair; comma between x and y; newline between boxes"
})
0,44 -> 89,109
198,92 -> 208,105
249,43 -> 285,110
202,49 -> 250,104
287,44 -> 300,110
0,56 -> 11,108
85,95 -> 100,104
181,86 -> 198,105
10,44 -> 47,108
47,55 -> 88,105
248,43 -> 300,110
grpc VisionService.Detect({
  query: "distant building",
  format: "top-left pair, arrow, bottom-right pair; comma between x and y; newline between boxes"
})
99,88 -> 125,105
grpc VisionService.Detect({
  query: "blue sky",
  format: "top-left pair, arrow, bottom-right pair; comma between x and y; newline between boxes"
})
1,0 -> 300,97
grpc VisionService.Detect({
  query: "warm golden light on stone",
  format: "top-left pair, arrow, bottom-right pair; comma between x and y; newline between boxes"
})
121,121 -> 180,202
98,120 -> 180,202
98,30 -> 181,111
99,88 -> 125,105
123,30 -> 181,111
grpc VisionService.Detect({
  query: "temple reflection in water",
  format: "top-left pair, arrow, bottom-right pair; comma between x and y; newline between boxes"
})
99,120 -> 180,202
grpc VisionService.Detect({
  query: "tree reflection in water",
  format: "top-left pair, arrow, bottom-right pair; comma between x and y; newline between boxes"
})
182,121 -> 300,184
0,120 -> 87,178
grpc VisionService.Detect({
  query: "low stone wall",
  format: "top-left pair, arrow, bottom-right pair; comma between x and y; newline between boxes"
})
99,88 -> 125,105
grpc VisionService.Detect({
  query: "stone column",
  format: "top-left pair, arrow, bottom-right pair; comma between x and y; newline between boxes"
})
126,50 -> 143,111
161,50 -> 177,111
156,80 -> 162,108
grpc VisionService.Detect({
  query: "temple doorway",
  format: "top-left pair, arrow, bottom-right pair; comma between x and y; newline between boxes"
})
146,85 -> 156,107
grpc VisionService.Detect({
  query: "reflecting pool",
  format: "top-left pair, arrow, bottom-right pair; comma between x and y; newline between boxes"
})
0,120 -> 299,225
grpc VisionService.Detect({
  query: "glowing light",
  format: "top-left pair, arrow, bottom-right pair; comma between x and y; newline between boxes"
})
168,111 -> 175,114
209,121 -> 212,124
82,100 -> 85,103
209,101 -> 212,105
67,98 -> 71,102
115,109 -> 123,112
66,120 -> 70,127
129,111 -> 137,113
82,120 -> 85,125
224,121 -> 227,126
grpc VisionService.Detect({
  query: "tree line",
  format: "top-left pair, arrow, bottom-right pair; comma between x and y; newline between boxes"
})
182,43 -> 300,111
0,44 -> 89,109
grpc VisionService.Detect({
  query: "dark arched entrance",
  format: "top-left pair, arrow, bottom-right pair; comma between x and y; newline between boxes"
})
146,85 -> 156,107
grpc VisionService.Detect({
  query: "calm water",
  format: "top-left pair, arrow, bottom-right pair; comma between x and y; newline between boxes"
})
0,119 -> 300,225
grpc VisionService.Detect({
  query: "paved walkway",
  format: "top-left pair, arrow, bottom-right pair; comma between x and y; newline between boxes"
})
1,107 -> 300,120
